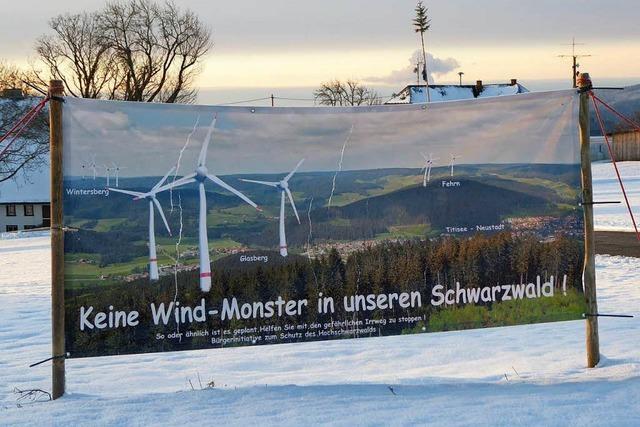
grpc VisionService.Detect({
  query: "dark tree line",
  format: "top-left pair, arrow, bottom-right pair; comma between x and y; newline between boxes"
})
66,232 -> 584,356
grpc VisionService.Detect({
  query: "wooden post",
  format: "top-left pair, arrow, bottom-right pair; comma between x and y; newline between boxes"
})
578,72 -> 600,368
49,80 -> 66,399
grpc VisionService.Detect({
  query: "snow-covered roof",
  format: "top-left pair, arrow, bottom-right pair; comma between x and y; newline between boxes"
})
0,160 -> 50,204
386,83 -> 529,104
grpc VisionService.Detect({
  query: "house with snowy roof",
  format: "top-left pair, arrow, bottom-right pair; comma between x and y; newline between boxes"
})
0,165 -> 50,232
0,92 -> 50,233
386,79 -> 529,104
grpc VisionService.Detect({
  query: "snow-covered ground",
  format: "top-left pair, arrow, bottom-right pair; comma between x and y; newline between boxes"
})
0,162 -> 639,426
593,161 -> 640,232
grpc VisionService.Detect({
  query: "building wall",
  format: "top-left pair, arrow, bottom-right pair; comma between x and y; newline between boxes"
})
0,203 -> 50,232
590,136 -> 610,161
612,131 -> 640,161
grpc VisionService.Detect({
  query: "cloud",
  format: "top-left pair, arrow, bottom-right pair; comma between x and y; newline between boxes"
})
365,50 -> 460,85
63,90 -> 579,179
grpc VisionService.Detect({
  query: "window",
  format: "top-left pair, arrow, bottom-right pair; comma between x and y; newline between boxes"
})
6,204 -> 16,216
24,204 -> 34,216
42,204 -> 51,227
6,225 -> 18,232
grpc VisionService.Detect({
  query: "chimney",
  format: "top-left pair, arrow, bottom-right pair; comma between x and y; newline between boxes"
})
475,80 -> 483,93
510,79 -> 518,85
0,88 -> 25,99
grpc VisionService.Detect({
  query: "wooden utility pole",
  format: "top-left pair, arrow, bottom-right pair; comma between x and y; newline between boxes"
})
271,94 -> 275,107
49,80 -> 66,398
578,72 -> 600,368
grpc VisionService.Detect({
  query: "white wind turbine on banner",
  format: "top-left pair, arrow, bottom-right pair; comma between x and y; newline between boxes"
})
90,155 -> 98,180
112,162 -> 126,187
157,114 -> 260,292
420,152 -> 438,186
449,154 -> 461,177
108,167 -> 175,281
104,164 -> 113,186
241,159 -> 304,257
80,158 -> 89,179
81,154 -> 98,180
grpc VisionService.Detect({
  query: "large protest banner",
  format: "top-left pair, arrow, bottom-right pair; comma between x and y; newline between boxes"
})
62,90 -> 585,358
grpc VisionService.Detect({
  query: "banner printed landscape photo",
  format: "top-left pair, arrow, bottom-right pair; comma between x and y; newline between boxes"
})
62,90 -> 586,358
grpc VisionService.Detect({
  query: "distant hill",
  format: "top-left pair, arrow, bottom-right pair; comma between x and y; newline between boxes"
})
236,177 -> 559,248
334,178 -> 552,228
592,84 -> 640,135
64,165 -> 581,264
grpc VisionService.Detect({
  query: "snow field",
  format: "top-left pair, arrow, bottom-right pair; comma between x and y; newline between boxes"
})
0,162 -> 639,425
593,161 -> 640,232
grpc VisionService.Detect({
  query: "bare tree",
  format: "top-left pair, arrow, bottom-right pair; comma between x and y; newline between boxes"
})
314,79 -> 381,106
32,12 -> 115,98
30,0 -> 212,103
0,61 -> 30,95
98,0 -> 211,103
0,100 -> 49,184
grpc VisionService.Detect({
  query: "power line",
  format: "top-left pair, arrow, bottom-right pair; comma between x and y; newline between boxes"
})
208,93 -> 399,107
216,96 -> 271,105
274,94 -> 397,102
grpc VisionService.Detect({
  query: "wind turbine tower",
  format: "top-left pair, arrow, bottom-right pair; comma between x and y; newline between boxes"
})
109,167 -> 175,281
241,159 -> 304,256
112,162 -> 126,187
420,152 -> 438,186
158,115 -> 260,292
104,164 -> 112,187
91,156 -> 97,180
449,154 -> 461,177
84,154 -> 97,180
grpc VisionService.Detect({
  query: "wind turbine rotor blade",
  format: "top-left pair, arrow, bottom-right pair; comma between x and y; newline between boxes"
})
153,166 -> 176,191
285,187 -> 300,223
240,179 -> 278,187
198,114 -> 218,167
208,174 -> 258,209
152,197 -> 171,235
155,173 -> 197,193
284,158 -> 305,182
420,152 -> 429,161
108,188 -> 145,198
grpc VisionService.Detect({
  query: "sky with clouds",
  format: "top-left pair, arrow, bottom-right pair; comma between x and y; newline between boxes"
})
1,0 -> 639,91
62,90 -> 579,178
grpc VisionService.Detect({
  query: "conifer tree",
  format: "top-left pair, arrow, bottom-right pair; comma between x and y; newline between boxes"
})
413,1 -> 431,101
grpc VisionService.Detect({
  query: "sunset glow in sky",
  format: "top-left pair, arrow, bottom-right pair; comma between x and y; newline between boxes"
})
2,0 -> 639,90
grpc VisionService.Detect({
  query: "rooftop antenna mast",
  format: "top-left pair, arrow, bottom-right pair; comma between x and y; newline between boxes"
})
558,37 -> 592,88
413,59 -> 424,85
